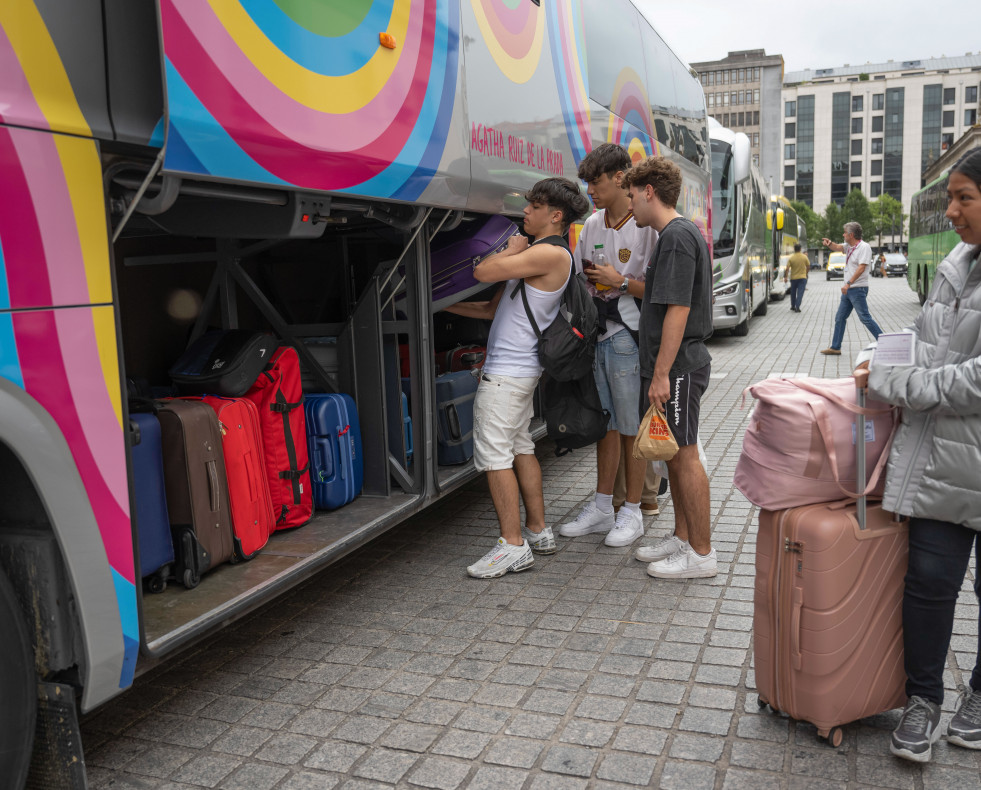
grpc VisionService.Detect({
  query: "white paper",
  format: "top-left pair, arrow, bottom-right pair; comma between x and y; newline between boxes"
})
873,332 -> 915,367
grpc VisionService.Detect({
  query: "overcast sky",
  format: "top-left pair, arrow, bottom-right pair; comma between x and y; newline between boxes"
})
633,1 -> 978,74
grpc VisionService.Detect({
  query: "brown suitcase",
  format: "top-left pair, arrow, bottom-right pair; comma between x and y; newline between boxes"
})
753,372 -> 908,746
157,399 -> 235,588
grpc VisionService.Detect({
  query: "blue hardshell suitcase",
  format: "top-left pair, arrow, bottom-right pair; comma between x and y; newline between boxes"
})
305,393 -> 364,510
435,370 -> 479,465
129,413 -> 175,593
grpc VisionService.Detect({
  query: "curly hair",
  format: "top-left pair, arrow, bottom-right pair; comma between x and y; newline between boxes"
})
621,156 -> 682,209
524,177 -> 591,230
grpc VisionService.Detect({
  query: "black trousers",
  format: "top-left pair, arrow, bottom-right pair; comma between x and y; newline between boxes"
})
904,517 -> 981,704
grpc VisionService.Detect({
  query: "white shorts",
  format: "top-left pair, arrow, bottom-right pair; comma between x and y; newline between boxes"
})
473,373 -> 539,471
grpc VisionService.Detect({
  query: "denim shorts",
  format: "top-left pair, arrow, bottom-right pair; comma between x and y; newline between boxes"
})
593,329 -> 641,436
473,373 -> 539,471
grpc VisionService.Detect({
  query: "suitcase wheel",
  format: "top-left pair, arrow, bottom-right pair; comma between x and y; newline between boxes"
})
756,697 -> 769,710
183,568 -> 200,590
146,571 -> 167,595
820,726 -> 844,748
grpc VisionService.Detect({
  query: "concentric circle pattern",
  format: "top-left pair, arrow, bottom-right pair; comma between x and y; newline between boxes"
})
161,0 -> 459,199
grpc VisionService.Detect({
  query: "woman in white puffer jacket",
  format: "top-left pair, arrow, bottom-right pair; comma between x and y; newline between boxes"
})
866,149 -> 981,764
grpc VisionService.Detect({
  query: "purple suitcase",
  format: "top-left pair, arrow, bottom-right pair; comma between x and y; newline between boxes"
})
431,215 -> 518,311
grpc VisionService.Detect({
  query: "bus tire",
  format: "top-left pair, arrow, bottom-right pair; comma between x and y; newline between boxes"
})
0,566 -> 36,790
731,316 -> 749,337
754,292 -> 768,316
918,275 -> 928,305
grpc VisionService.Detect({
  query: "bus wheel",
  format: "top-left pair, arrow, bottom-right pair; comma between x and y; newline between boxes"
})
918,275 -> 928,305
733,292 -> 751,336
754,291 -> 768,316
0,567 -> 36,790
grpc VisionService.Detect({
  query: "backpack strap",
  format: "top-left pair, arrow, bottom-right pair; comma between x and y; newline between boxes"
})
510,255 -> 576,340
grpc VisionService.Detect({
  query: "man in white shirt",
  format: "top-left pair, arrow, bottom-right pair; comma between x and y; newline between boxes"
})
820,222 -> 883,355
443,178 -> 589,578
558,144 -> 659,548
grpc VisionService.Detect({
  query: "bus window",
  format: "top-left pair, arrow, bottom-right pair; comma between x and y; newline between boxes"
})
582,0 -> 645,113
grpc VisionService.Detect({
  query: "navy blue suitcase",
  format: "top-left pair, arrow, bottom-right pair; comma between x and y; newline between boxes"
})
401,392 -> 413,465
129,413 -> 175,593
305,393 -> 364,510
435,370 -> 479,465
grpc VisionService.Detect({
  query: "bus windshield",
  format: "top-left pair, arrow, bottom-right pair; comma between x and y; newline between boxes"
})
711,139 -> 735,257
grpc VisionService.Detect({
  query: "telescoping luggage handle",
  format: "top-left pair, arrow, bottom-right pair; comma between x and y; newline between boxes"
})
853,368 -> 870,528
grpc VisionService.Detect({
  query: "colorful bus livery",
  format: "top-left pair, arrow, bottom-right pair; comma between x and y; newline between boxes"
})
0,2 -> 711,784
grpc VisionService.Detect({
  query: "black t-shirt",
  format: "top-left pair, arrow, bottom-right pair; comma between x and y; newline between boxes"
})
638,216 -> 713,378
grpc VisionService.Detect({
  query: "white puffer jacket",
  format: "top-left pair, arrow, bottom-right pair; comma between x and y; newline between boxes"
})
868,242 -> 981,529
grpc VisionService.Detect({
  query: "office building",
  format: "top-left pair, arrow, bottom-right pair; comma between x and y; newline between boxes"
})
691,50 -> 786,194
781,54 -> 981,220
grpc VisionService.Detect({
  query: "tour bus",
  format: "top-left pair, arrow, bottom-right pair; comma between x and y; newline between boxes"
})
0,0 -> 710,783
909,171 -> 958,304
767,195 -> 807,301
708,119 -> 771,336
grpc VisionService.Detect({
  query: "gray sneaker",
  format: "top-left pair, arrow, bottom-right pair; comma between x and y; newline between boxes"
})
948,687 -> 981,750
523,526 -> 556,555
467,538 -> 534,579
890,695 -> 942,762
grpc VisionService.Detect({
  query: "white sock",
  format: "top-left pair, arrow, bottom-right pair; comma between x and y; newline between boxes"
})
595,493 -> 613,513
624,501 -> 641,515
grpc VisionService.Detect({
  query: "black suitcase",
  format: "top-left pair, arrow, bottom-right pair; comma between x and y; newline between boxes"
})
170,330 -> 276,397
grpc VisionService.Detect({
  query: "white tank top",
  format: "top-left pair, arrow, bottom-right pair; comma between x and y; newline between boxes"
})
484,246 -> 573,378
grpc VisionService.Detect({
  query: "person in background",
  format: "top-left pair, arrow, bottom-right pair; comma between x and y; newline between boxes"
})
444,178 -> 589,579
783,243 -> 809,313
820,222 -> 883,355
622,156 -> 716,580
558,144 -> 660,547
856,149 -> 981,763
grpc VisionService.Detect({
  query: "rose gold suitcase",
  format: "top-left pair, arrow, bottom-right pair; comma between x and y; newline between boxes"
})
753,372 -> 908,746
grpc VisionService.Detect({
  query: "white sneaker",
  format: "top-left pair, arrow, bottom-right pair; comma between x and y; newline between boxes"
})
523,526 -> 556,555
646,545 -> 717,579
604,508 -> 644,547
467,538 -> 534,579
558,501 -> 615,537
634,535 -> 687,563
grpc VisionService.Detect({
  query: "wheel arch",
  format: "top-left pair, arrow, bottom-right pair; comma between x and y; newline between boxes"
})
0,378 -> 128,712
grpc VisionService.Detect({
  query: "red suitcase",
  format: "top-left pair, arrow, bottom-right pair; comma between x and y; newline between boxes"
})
435,344 -> 486,375
244,346 -> 313,530
199,396 -> 275,558
753,371 -> 908,746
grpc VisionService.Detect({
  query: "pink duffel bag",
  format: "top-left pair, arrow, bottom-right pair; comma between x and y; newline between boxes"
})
734,376 -> 898,510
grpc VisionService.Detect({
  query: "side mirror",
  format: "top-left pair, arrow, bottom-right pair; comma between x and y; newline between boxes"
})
731,133 -> 751,185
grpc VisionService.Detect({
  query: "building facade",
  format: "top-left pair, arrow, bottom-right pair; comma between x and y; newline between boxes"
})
782,55 -> 981,218
691,50 -> 785,195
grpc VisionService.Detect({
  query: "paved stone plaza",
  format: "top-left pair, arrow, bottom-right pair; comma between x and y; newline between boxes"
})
82,276 -> 981,789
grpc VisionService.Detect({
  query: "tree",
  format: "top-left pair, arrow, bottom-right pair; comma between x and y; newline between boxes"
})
823,203 -> 844,243
871,194 -> 905,250
842,189 -> 875,241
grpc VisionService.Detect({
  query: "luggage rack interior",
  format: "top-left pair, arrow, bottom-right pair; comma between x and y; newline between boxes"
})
111,175 -> 504,660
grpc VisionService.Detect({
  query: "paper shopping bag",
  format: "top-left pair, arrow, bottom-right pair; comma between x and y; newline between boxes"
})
633,402 -> 679,462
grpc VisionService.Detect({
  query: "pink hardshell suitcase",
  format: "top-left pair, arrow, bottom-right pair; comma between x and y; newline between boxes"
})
753,370 -> 908,747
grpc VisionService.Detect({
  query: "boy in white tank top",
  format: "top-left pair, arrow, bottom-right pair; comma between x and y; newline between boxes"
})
442,178 -> 589,579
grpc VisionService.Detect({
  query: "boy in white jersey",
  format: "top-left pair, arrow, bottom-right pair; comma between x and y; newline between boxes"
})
443,178 -> 589,578
558,144 -> 659,548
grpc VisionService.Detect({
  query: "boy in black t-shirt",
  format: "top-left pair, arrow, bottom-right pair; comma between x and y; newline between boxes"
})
622,157 -> 716,580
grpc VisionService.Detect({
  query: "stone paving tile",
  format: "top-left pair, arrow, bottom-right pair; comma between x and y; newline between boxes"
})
83,280 -> 981,789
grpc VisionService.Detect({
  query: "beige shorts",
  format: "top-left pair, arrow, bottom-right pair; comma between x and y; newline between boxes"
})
473,373 -> 539,471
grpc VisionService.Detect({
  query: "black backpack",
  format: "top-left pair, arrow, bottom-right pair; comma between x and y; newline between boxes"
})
513,258 -> 598,382
541,373 -> 610,456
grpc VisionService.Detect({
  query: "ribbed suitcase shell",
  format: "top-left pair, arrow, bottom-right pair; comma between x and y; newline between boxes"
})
244,346 -> 313,529
430,215 -> 517,311
754,501 -> 908,742
129,413 -> 174,590
435,371 -> 478,465
304,393 -> 363,510
199,396 -> 275,559
156,399 -> 235,587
